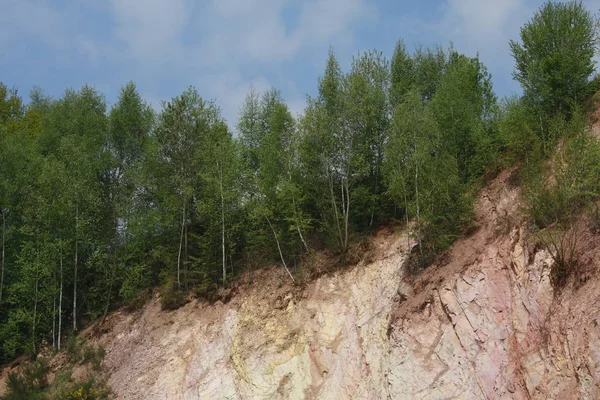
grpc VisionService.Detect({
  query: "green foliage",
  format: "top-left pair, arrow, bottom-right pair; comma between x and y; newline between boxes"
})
510,1 -> 599,117
1,0 -> 599,364
65,336 -> 83,363
384,89 -> 471,269
1,359 -> 48,400
83,344 -> 105,371
159,276 -> 187,310
1,357 -> 110,400
537,226 -> 580,286
119,262 -> 152,306
63,336 -> 105,371
587,202 -> 600,233
432,52 -> 498,182
524,113 -> 600,228
63,378 -> 111,400
497,96 -> 542,165
390,40 -> 413,107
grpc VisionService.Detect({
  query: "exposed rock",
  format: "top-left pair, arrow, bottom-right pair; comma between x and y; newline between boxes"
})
5,168 -> 598,399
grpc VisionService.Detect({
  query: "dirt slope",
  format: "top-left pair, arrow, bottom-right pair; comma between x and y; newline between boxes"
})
3,168 -> 600,399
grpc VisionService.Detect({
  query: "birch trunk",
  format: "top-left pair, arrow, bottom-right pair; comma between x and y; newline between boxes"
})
328,167 -> 343,249
58,241 -> 63,350
177,203 -> 185,289
413,123 -> 422,254
0,210 -> 5,304
103,249 -> 116,322
293,198 -> 310,253
218,162 -> 226,283
32,273 -> 39,355
266,217 -> 295,282
184,222 -> 188,290
73,202 -> 78,331
52,282 -> 56,349
343,179 -> 350,251
288,171 -> 309,253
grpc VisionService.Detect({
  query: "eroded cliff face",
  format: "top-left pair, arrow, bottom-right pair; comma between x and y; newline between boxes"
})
78,169 -> 600,399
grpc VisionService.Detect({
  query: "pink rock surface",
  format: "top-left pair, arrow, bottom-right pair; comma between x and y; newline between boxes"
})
5,168 -> 598,399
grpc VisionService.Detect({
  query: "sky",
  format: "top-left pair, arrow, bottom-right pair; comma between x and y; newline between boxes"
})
2,0 -> 600,127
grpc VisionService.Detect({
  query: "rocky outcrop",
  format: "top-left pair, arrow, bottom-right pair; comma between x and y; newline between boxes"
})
81,169 -> 600,398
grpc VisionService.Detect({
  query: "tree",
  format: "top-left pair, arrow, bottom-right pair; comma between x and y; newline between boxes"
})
45,86 -> 108,331
0,84 -> 25,306
344,50 -> 390,228
105,82 -> 154,316
196,120 -> 241,284
239,89 -> 299,280
411,45 -> 447,102
510,1 -> 599,118
384,89 -> 466,268
152,87 -> 221,290
432,53 -> 498,183
299,49 -> 350,251
390,40 -> 413,108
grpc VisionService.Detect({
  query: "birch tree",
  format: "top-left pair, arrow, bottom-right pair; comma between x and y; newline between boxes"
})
154,87 -> 220,289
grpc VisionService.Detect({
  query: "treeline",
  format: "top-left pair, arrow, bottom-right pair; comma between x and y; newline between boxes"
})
0,0 -> 598,363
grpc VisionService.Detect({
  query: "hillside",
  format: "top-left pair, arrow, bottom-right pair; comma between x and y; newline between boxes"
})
2,2 -> 600,399
3,167 -> 599,399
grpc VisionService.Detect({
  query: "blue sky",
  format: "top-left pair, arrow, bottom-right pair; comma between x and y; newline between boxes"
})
2,0 -> 600,127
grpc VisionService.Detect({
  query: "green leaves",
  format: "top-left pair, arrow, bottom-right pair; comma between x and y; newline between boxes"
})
4,0 -> 596,362
432,53 -> 498,182
510,1 -> 599,118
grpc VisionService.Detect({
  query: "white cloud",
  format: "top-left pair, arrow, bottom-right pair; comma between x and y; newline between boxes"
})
196,0 -> 372,67
100,0 -> 372,125
433,0 -> 600,97
200,71 -> 272,128
437,0 -> 530,58
0,0 -> 66,46
77,35 -> 99,64
1,0 -> 374,125
109,0 -> 191,62
287,97 -> 307,120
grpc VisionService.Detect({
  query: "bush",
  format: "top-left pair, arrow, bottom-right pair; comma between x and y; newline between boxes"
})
1,359 -> 49,400
63,378 -> 111,400
523,167 -> 567,228
497,96 -> 541,166
159,278 -> 187,310
524,116 -> 600,228
586,202 -> 600,233
64,336 -> 105,370
82,344 -> 105,371
65,336 -> 83,363
537,225 -> 580,286
119,262 -> 152,306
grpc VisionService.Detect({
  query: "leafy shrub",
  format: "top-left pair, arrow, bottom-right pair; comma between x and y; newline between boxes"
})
537,225 -> 580,286
191,278 -> 219,300
159,277 -> 187,310
63,378 -> 111,400
1,359 -> 48,400
524,116 -> 600,229
587,202 -> 600,233
64,336 -> 105,370
82,344 -> 105,371
497,96 -> 541,165
119,262 -> 152,306
65,336 -> 83,363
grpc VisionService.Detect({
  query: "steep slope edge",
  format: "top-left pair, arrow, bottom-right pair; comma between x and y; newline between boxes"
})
388,167 -> 600,399
3,168 -> 600,399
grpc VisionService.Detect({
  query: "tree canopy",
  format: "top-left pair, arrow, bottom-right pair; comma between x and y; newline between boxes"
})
0,0 -> 598,366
